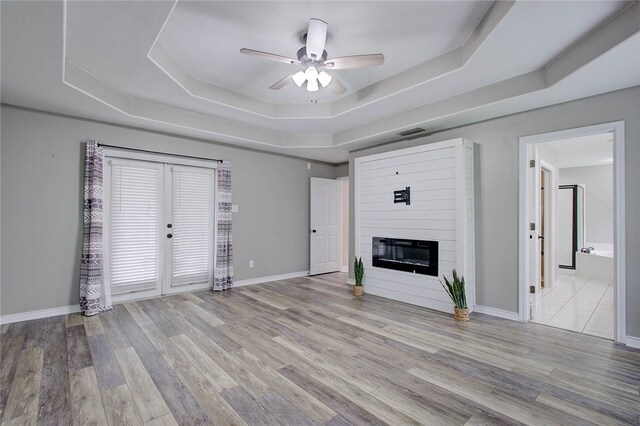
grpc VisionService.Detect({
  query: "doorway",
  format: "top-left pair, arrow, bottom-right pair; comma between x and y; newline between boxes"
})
519,122 -> 626,343
104,152 -> 217,302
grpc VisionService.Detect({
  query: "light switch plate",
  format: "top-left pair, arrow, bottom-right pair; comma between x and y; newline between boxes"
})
232,204 -> 238,213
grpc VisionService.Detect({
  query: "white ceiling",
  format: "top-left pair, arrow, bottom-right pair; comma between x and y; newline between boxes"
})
546,133 -> 614,169
159,1 -> 492,103
1,1 -> 639,163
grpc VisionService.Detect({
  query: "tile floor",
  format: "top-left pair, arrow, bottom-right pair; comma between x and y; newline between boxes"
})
531,272 -> 614,339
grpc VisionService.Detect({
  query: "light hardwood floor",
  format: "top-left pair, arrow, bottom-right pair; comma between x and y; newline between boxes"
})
1,273 -> 639,425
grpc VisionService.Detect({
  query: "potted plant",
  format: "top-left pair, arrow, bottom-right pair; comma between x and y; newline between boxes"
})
353,257 -> 364,296
440,269 -> 468,321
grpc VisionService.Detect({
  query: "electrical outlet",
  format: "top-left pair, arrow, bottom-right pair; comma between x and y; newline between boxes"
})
232,204 -> 238,213
307,162 -> 311,170
249,260 -> 254,268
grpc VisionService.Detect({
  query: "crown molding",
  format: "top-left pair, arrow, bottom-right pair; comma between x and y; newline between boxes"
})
61,1 -> 639,152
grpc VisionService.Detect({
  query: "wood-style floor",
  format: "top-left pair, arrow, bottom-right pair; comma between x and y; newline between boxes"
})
1,273 -> 639,425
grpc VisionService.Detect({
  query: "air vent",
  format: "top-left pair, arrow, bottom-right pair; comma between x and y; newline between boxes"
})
398,127 -> 426,137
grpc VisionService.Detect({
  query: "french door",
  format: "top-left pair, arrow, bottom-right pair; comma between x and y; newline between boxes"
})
105,157 -> 216,301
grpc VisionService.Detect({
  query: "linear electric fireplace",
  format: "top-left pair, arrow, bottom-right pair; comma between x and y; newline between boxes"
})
372,237 -> 438,276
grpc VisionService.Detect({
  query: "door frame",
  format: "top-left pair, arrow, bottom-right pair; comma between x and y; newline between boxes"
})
103,147 -> 218,302
518,121 -> 626,343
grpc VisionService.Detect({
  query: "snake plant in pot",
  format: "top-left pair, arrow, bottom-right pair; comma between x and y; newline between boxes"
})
353,257 -> 364,296
440,269 -> 469,321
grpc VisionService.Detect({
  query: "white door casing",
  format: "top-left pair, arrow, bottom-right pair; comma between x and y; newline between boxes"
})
310,177 -> 340,275
518,121 -> 626,344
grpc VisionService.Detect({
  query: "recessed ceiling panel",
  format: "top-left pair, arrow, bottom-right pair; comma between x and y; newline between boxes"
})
158,1 -> 493,103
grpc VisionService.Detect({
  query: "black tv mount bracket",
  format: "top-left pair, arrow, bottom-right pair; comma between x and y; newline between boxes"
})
394,187 -> 411,205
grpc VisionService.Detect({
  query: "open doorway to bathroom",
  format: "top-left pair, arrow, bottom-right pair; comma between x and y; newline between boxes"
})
533,133 -> 614,338
519,122 -> 626,343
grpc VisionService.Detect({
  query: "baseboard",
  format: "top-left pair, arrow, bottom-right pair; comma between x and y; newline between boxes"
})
0,271 -> 309,324
0,304 -> 81,325
233,271 -> 309,288
625,335 -> 640,349
473,305 -> 520,321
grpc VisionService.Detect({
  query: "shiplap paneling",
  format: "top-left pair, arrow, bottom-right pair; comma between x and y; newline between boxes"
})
355,138 -> 475,314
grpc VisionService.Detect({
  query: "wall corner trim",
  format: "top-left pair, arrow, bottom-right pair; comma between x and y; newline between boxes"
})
233,271 -> 309,288
473,305 -> 520,321
0,304 -> 81,325
624,335 -> 640,349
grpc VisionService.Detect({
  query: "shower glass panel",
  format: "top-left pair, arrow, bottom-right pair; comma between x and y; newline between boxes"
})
576,185 -> 585,251
558,184 -> 584,270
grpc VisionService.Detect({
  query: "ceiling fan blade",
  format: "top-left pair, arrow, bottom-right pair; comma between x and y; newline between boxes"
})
306,18 -> 328,60
325,54 -> 384,69
240,48 -> 300,65
327,76 -> 346,95
269,74 -> 293,90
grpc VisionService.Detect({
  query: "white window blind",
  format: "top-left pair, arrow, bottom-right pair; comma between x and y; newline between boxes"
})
108,160 -> 162,294
169,166 -> 214,287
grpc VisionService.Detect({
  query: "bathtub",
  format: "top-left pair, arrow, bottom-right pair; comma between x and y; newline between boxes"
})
576,244 -> 614,283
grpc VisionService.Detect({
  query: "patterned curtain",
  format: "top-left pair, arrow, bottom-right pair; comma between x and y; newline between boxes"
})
79,140 -> 112,315
214,161 -> 233,291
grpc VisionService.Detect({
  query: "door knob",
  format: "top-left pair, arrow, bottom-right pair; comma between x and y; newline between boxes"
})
312,229 -> 317,233
167,233 -> 173,238
538,235 -> 544,240
167,223 -> 172,228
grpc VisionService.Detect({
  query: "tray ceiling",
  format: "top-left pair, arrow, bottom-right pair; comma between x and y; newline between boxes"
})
1,1 -> 639,163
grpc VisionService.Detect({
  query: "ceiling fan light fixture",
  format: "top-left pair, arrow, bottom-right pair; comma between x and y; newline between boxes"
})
292,71 -> 306,87
317,71 -> 332,87
306,78 -> 319,92
304,66 -> 318,81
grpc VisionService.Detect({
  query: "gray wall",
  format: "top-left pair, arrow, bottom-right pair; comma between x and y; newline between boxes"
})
349,86 -> 640,338
559,165 -> 613,245
0,105 -> 337,316
334,162 -> 349,178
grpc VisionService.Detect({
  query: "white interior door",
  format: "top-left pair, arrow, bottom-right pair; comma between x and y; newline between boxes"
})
541,168 -> 551,289
310,177 -> 340,275
529,146 -> 541,318
105,158 -> 216,301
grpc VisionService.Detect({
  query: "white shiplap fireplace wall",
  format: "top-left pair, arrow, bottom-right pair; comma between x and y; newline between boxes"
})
355,138 -> 475,313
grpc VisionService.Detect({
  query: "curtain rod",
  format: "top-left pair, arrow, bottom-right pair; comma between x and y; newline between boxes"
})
97,143 -> 223,163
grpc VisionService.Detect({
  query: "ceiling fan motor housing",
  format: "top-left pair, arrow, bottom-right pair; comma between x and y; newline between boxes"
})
297,47 -> 328,68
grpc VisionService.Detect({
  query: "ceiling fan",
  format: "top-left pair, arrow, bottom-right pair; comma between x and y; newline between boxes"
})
240,18 -> 384,95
